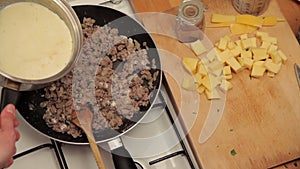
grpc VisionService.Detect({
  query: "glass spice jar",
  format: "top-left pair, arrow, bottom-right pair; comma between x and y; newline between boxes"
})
175,0 -> 205,43
232,0 -> 271,16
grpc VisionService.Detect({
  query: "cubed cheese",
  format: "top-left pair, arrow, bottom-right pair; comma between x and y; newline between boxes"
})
240,50 -> 252,58
260,41 -> 271,49
268,44 -> 278,53
206,48 -> 218,62
219,49 -> 232,63
227,41 -> 236,50
182,76 -> 197,90
277,50 -> 288,63
196,63 -> 208,76
240,34 -> 248,40
226,57 -> 242,72
204,88 -> 221,100
269,50 -> 282,64
242,57 -> 254,69
262,36 -> 277,45
256,31 -> 269,39
251,65 -> 266,77
264,59 -> 281,74
191,40 -> 207,55
183,57 -> 199,73
230,46 -> 242,57
250,37 -> 257,48
252,48 -> 268,61
218,37 -> 228,50
197,85 -> 205,94
220,80 -> 233,92
223,66 -> 232,75
241,38 -> 253,49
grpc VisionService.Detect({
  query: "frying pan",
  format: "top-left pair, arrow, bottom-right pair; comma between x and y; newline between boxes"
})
14,5 -> 162,169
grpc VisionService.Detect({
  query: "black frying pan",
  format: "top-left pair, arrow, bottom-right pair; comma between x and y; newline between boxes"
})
8,5 -> 161,169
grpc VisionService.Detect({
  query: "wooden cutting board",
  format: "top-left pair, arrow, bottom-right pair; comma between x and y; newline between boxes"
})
130,0 -> 300,169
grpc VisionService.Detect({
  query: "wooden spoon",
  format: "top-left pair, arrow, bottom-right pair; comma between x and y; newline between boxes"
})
71,106 -> 106,169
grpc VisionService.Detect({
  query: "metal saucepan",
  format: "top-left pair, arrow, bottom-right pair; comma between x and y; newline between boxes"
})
0,0 -> 83,109
15,5 -> 162,169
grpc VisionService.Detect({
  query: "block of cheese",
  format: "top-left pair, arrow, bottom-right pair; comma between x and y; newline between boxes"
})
264,59 -> 281,74
226,56 -> 242,72
252,48 -> 268,61
251,64 -> 266,77
191,40 -> 207,55
183,57 -> 199,74
236,14 -> 264,27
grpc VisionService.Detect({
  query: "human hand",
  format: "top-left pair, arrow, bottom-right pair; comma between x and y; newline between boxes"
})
0,104 -> 20,168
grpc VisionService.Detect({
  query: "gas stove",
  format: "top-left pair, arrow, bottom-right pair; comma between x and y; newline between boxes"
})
6,1 -> 202,169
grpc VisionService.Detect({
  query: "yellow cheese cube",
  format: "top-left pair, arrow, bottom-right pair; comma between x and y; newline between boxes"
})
241,50 -> 252,58
223,66 -> 232,75
235,40 -> 243,48
262,36 -> 277,45
240,34 -> 248,40
197,85 -> 205,94
252,48 -> 268,61
253,61 -> 265,66
268,44 -> 278,53
226,57 -> 242,72
202,75 -> 212,91
225,74 -> 233,80
220,80 -> 233,92
241,38 -> 253,49
182,76 -> 197,90
250,37 -> 257,48
251,65 -> 266,77
207,61 -> 224,72
183,57 -> 199,73
237,57 -> 244,67
227,41 -> 236,50
206,48 -> 218,62
204,88 -> 221,100
242,57 -> 254,69
219,49 -> 232,63
256,31 -> 269,39
260,41 -> 271,49
269,50 -> 282,64
211,67 -> 223,77
267,71 -> 275,78
264,59 -> 281,74
193,73 -> 203,85
277,50 -> 288,63
230,46 -> 242,57
196,63 -> 208,76
191,40 -> 207,55
218,37 -> 228,51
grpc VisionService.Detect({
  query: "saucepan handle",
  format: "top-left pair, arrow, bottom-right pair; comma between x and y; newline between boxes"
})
0,87 -> 21,110
111,146 -> 137,169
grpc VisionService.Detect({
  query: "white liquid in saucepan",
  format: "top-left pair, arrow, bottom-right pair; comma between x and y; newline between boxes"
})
0,2 -> 73,80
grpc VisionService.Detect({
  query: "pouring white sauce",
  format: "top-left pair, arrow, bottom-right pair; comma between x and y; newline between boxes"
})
0,2 -> 73,80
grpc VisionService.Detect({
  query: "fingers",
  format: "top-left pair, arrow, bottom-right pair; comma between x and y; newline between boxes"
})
0,104 -> 16,130
2,158 -> 14,169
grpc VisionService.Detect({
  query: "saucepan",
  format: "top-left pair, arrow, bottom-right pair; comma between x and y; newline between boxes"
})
15,5 -> 162,169
0,0 -> 83,109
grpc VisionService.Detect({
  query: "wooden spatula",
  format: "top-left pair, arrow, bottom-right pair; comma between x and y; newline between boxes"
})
71,106 -> 106,169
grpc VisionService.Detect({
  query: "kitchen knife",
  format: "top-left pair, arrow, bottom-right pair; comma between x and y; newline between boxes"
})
294,63 -> 300,87
199,91 -> 226,144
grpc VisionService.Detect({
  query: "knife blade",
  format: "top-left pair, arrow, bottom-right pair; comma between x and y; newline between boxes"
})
294,63 -> 300,87
199,91 -> 226,144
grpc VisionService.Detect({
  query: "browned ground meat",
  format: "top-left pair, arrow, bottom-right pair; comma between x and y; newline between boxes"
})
42,17 -> 158,138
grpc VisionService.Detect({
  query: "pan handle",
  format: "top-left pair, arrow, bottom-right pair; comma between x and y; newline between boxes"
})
109,138 -> 138,169
0,87 -> 21,110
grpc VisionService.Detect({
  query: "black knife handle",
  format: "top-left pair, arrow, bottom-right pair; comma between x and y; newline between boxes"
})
0,87 -> 20,111
111,146 -> 138,169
